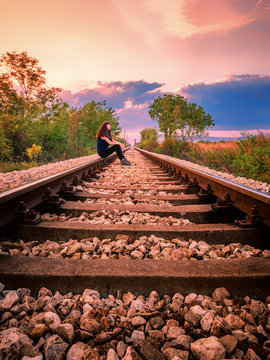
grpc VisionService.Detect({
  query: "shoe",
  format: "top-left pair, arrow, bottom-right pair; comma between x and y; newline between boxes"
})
120,158 -> 131,166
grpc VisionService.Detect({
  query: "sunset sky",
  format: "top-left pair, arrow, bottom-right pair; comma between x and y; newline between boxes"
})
1,0 -> 270,142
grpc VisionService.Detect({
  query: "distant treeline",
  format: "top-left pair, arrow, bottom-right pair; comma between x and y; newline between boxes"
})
0,51 -> 122,171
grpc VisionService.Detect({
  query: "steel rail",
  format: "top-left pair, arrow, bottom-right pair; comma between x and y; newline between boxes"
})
135,147 -> 270,227
0,152 -> 121,228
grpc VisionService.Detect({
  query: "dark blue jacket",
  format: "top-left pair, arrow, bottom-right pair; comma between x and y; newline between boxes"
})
97,133 -> 112,156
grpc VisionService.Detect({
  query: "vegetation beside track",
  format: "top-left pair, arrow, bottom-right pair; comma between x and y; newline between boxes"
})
0,51 -> 126,172
139,131 -> 270,185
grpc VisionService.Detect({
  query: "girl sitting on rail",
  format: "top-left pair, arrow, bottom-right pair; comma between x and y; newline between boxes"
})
96,121 -> 131,166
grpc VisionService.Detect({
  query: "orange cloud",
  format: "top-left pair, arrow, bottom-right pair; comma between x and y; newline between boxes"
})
143,0 -> 257,39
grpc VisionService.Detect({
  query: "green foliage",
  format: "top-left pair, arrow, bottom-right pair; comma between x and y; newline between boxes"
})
141,132 -> 270,185
0,113 -> 30,161
149,94 -> 214,141
0,161 -> 33,173
139,128 -> 159,151
160,137 -> 189,157
26,144 -> 41,160
80,101 -> 121,149
0,51 -> 61,118
232,133 -> 270,183
0,125 -> 12,161
0,51 -> 123,168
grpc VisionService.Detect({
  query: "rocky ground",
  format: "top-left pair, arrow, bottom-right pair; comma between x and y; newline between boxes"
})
0,284 -> 269,359
41,210 -> 193,226
0,154 -> 99,193
82,198 -> 175,206
1,236 -> 270,261
1,150 -> 269,359
84,188 -> 176,196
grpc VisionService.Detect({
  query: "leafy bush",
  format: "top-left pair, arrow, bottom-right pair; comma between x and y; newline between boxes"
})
0,161 -> 33,173
140,128 -> 159,152
150,132 -> 270,185
232,133 -> 270,183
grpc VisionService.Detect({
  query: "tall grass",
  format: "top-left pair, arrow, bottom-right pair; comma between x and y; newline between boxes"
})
156,133 -> 270,185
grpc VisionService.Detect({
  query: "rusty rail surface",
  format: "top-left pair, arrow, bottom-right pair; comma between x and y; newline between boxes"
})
135,147 -> 270,228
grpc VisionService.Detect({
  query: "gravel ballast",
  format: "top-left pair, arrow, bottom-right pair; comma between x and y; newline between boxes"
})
0,149 -> 269,194
0,154 -> 99,193
1,236 -> 270,261
0,284 -> 269,359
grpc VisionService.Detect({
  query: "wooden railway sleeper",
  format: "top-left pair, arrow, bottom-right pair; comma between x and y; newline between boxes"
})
187,177 -> 201,194
211,192 -> 244,223
40,187 -> 65,214
176,169 -> 182,179
90,167 -> 100,179
71,175 -> 84,187
15,201 -> 41,225
197,184 -> 216,203
59,180 -> 77,197
81,171 -> 92,182
212,192 -> 233,210
178,173 -> 190,184
42,187 -> 64,207
235,205 -> 263,228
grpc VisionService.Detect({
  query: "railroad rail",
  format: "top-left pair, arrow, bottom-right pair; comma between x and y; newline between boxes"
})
0,147 -> 269,300
136,148 -> 270,228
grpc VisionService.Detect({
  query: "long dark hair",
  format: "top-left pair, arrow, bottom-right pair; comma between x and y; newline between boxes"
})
96,121 -> 111,138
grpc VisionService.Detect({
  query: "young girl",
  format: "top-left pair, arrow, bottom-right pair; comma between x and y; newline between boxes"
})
96,122 -> 131,165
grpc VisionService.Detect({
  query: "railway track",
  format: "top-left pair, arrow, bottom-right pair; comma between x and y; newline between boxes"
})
0,147 -> 270,359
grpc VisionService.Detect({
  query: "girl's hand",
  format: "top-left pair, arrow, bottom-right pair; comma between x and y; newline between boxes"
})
120,143 -> 125,150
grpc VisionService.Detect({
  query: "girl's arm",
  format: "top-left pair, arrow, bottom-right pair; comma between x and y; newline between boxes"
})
101,136 -> 125,148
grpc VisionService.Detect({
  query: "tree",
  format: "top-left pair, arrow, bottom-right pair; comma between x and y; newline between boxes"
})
139,128 -> 159,151
0,51 -> 124,163
149,94 -> 214,142
0,51 -> 61,117
0,123 -> 12,160
80,100 -> 121,146
0,113 -> 29,160
0,73 -> 23,115
28,101 -> 72,161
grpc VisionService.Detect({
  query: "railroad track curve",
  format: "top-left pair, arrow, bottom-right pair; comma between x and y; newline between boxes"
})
0,147 -> 269,360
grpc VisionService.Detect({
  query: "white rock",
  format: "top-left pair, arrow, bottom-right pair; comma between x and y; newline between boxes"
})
107,348 -> 120,360
56,323 -> 74,343
130,330 -> 145,344
167,326 -> 185,340
0,291 -> 19,310
44,311 -> 61,332
200,311 -> 215,332
184,293 -> 197,304
66,342 -> 91,360
131,316 -> 146,327
191,336 -> 226,360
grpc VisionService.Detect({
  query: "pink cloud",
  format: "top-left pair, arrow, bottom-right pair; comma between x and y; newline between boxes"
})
182,0 -> 256,35
208,129 -> 270,138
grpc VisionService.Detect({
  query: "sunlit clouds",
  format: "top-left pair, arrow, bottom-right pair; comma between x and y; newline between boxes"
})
143,0 -> 256,38
1,0 -> 270,141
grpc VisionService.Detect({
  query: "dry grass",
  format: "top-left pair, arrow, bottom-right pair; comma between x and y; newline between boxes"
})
194,141 -> 237,152
186,133 -> 270,183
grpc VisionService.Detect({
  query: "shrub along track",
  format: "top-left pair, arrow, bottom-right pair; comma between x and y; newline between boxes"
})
0,147 -> 269,299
